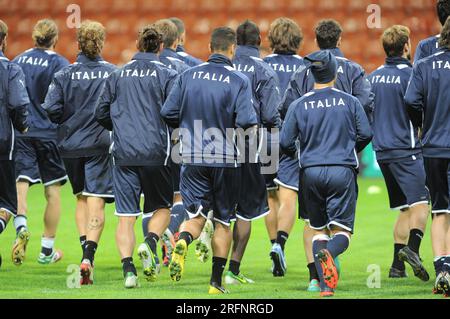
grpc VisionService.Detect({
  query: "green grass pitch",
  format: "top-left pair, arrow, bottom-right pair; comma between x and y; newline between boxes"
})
0,178 -> 439,299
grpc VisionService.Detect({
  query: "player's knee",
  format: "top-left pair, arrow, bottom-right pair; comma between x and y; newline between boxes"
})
44,185 -> 60,203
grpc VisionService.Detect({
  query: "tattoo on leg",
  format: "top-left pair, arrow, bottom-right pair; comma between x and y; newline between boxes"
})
88,217 -> 101,230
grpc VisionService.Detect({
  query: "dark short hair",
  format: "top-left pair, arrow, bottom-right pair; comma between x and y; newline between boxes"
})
169,17 -> 185,36
315,19 -> 343,50
439,16 -> 450,49
236,20 -> 260,46
210,27 -> 236,52
137,25 -> 162,53
437,0 -> 450,26
382,25 -> 410,57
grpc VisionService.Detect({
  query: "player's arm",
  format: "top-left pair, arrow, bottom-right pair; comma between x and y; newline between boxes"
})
235,77 -> 258,130
351,66 -> 374,123
7,65 -> 29,133
42,72 -> 66,124
257,71 -> 281,129
404,63 -> 425,128
413,41 -> 427,64
279,103 -> 299,157
354,98 -> 373,153
161,74 -> 183,128
279,71 -> 302,120
94,74 -> 116,131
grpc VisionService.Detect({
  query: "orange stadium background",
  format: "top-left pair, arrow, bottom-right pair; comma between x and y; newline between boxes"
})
0,0 -> 441,72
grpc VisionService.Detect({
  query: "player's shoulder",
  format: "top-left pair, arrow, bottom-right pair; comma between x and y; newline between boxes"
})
415,49 -> 447,68
418,35 -> 439,48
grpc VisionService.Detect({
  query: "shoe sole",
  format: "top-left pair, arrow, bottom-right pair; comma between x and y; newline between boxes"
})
138,245 -> 157,282
320,291 -> 335,297
11,230 -> 30,266
398,250 -> 429,282
169,243 -> 186,282
124,278 -> 139,289
436,277 -> 450,295
80,264 -> 93,285
38,250 -> 64,265
270,251 -> 285,277
318,250 -> 339,290
195,241 -> 209,263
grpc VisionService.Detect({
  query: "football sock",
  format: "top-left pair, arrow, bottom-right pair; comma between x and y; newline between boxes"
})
79,235 -> 87,253
327,232 -> 350,259
270,239 -> 276,245
312,235 -> 330,290
142,216 -> 150,238
178,231 -> 193,246
41,237 -> 55,256
168,202 -> 186,235
122,257 -> 137,277
443,256 -> 450,273
276,231 -> 289,251
0,218 -> 6,235
211,256 -> 227,286
392,243 -> 406,271
14,215 -> 27,234
434,256 -> 445,276
83,240 -> 98,264
407,229 -> 423,253
229,259 -> 241,276
307,262 -> 319,281
145,232 -> 160,255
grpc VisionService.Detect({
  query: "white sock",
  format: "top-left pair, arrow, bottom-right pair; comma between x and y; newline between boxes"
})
41,237 -> 55,250
13,215 -> 27,232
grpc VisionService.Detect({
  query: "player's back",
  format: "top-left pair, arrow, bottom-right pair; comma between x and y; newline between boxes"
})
13,48 -> 68,137
414,35 -> 441,63
263,53 -> 303,93
283,87 -> 371,169
368,57 -> 419,160
160,48 -> 190,74
405,48 -> 450,157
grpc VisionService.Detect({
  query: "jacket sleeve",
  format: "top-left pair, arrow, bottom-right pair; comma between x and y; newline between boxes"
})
7,65 -> 29,132
404,63 -> 425,128
235,77 -> 258,129
279,74 -> 301,120
94,73 -> 116,131
257,69 -> 281,129
354,98 -> 373,153
42,72 -> 65,124
351,66 -> 374,123
413,41 -> 428,64
279,102 -> 299,157
161,74 -> 183,128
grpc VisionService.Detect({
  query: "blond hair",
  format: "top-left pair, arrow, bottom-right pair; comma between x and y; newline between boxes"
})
0,20 -> 7,44
153,19 -> 178,48
382,25 -> 410,57
32,19 -> 58,48
268,17 -> 303,53
77,20 -> 105,59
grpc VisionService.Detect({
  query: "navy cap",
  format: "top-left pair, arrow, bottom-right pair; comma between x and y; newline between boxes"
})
304,50 -> 338,84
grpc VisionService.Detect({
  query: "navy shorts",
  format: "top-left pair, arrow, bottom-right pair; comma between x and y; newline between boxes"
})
424,157 -> 450,214
64,154 -> 114,203
378,155 -> 429,210
274,154 -> 299,192
15,137 -> 67,186
300,166 -> 357,233
181,165 -> 240,226
235,163 -> 269,221
171,161 -> 181,194
113,165 -> 172,217
0,160 -> 17,216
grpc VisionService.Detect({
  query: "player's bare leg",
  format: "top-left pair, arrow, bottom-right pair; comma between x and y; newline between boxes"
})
225,219 -> 254,284
390,210 -> 409,278
265,190 -> 279,244
116,216 -> 139,288
138,208 -> 170,281
270,186 -> 296,276
80,197 -> 106,285
12,181 -> 31,266
209,222 -> 232,294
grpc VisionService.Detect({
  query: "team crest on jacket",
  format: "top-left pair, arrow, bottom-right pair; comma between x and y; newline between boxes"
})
192,71 -> 231,83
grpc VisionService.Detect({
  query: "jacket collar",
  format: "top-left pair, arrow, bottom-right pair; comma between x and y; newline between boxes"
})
161,48 -> 179,59
132,52 -> 159,62
235,45 -> 260,58
328,48 -> 345,58
207,53 -> 234,67
274,50 -> 296,56
76,53 -> 103,63
176,45 -> 185,53
0,51 -> 8,61
385,56 -> 412,67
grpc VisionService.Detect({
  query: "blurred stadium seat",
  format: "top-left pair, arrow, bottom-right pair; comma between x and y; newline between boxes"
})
1,0 -> 440,71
